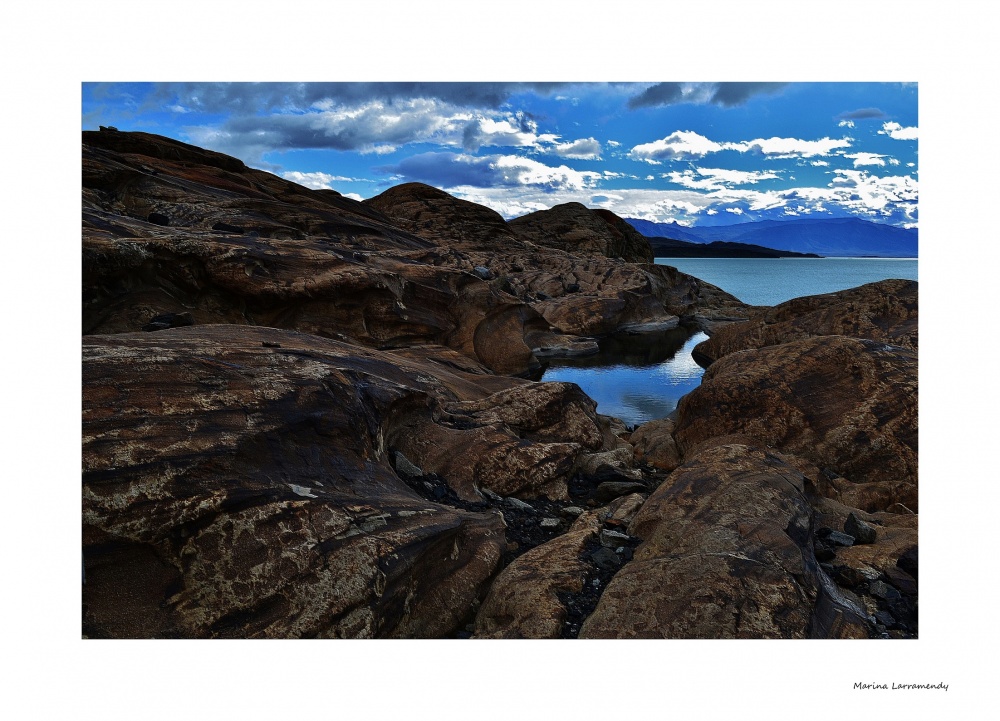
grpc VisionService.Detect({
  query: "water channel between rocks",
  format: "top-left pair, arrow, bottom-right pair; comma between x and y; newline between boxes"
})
540,327 -> 709,428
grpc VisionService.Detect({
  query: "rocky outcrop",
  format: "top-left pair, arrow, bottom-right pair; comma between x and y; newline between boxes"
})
693,279 -> 918,366
629,417 -> 681,472
363,182 -> 523,251
387,382 -> 609,502
674,335 -> 918,512
510,202 -> 654,263
580,443 -> 870,638
473,512 -> 602,638
83,130 -> 751,374
82,326 -> 610,638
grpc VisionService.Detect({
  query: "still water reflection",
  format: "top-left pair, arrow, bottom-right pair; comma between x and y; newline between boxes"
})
540,328 -> 708,427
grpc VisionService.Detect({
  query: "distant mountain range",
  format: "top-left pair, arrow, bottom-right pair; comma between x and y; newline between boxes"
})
643,237 -> 820,259
626,217 -> 918,258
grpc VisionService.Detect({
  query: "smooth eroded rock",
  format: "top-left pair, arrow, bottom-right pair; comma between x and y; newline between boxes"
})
580,444 -> 869,638
83,326 -> 526,638
674,335 -> 917,512
693,279 -> 918,366
473,513 -> 601,638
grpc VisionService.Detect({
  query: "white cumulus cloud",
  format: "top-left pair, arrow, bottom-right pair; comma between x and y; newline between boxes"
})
282,171 -> 361,189
735,136 -> 852,158
844,152 -> 887,167
550,137 -> 602,160
628,131 -> 728,163
879,121 -> 918,140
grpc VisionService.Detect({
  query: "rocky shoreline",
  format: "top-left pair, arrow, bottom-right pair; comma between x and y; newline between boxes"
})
82,129 -> 917,639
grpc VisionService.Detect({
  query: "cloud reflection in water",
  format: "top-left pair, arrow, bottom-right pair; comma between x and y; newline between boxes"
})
541,330 -> 709,427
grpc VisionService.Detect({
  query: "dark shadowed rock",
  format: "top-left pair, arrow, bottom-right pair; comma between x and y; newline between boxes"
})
594,481 -> 648,504
845,512 -> 878,544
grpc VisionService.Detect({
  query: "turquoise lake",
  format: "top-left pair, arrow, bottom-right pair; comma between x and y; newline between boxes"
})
653,257 -> 918,307
541,257 -> 919,426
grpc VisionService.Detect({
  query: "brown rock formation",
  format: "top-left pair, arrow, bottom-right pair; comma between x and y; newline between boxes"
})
510,202 -> 654,263
674,335 -> 917,512
83,325 -> 586,638
387,382 -> 609,501
579,444 -> 869,638
629,417 -> 681,471
473,512 -> 602,638
693,279 -> 918,366
83,130 -> 751,375
364,182 -> 522,251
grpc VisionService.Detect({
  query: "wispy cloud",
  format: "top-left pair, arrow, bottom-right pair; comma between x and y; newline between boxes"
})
462,112 -> 557,151
185,98 -> 476,161
629,131 -> 851,163
664,167 -> 781,190
446,166 -> 917,227
281,171 -> 369,189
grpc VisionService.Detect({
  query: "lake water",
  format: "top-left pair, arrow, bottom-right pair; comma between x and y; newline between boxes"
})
654,257 -> 918,306
541,258 -> 919,426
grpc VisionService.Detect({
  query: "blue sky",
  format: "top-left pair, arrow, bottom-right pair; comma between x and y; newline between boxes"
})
82,82 -> 918,228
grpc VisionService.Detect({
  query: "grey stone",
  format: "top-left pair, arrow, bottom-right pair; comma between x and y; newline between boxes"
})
873,611 -> 896,628
473,266 -> 492,280
560,506 -> 585,518
600,529 -> 631,548
869,580 -> 900,601
481,489 -> 502,502
858,566 -> 881,581
505,497 -> 534,512
394,451 -> 424,478
591,547 -> 622,571
826,530 -> 855,547
540,518 -> 560,528
845,513 -> 878,544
